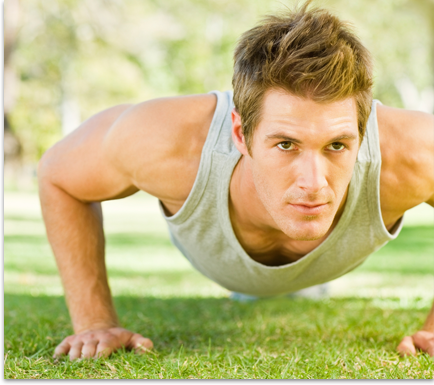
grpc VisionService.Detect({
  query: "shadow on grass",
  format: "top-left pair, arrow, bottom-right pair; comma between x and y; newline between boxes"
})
4,293 -> 428,360
5,225 -> 434,277
4,233 -> 177,276
5,233 -> 174,248
4,215 -> 44,222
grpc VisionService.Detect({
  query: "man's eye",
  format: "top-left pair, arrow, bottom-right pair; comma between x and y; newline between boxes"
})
327,142 -> 345,151
277,142 -> 294,150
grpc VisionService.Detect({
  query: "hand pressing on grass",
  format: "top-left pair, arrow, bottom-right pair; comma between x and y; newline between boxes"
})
397,331 -> 434,357
398,302 -> 434,357
53,327 -> 154,360
38,168 -> 154,361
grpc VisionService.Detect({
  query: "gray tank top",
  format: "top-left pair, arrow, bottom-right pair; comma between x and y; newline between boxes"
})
159,90 -> 403,297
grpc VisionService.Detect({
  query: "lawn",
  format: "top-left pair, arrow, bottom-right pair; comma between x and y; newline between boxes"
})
4,190 -> 434,379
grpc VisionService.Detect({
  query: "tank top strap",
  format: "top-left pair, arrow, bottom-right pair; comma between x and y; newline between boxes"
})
158,90 -> 234,225
357,99 -> 382,164
360,99 -> 404,240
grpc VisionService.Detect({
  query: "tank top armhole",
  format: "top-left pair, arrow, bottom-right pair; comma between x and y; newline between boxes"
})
159,90 -> 232,225
365,99 -> 404,241
387,215 -> 404,238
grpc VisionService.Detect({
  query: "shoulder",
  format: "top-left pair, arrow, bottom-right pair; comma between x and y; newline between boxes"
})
377,103 -> 434,223
103,93 -> 217,210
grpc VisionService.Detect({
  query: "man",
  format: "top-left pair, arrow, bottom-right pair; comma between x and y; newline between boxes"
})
38,3 -> 434,360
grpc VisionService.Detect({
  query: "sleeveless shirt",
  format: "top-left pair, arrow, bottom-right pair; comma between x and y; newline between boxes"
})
159,90 -> 404,297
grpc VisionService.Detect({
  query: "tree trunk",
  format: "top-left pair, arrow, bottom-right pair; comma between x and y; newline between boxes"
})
4,116 -> 21,164
4,0 -> 22,165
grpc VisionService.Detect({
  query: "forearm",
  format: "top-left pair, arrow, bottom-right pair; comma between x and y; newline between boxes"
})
39,180 -> 119,333
422,301 -> 434,332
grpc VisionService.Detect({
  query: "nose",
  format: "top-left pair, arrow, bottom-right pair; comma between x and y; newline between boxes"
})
296,151 -> 328,193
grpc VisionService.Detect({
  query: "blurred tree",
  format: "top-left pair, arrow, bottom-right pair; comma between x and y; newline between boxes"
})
4,0 -> 23,168
327,0 -> 433,112
395,0 -> 434,112
5,0 -> 433,176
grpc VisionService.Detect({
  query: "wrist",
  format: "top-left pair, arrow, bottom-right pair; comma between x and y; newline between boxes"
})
421,302 -> 434,332
74,319 -> 120,334
421,326 -> 434,334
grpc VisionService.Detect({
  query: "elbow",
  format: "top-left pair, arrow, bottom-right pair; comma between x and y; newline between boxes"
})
37,147 -> 59,191
37,151 -> 51,184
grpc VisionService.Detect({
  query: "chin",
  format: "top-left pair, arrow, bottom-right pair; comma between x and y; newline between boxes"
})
276,216 -> 333,241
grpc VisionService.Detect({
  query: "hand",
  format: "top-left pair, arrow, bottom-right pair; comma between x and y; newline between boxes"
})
53,327 -> 154,360
397,330 -> 434,357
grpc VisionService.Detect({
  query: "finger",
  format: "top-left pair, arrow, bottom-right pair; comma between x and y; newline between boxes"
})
82,340 -> 98,359
69,341 -> 84,361
412,331 -> 434,356
95,342 -> 115,359
128,334 -> 153,354
397,336 -> 417,356
54,341 -> 72,358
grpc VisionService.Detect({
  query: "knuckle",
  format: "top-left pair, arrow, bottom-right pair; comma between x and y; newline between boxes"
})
83,331 -> 97,339
65,335 -> 75,343
96,348 -> 112,358
96,343 -> 109,352
134,338 -> 153,352
141,338 -> 153,348
100,334 -> 118,345
82,335 -> 96,344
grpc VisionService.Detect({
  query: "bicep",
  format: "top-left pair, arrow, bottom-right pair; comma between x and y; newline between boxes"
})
38,104 -> 139,202
418,111 -> 434,207
378,105 -> 434,213
38,93 -> 215,206
101,94 -> 215,203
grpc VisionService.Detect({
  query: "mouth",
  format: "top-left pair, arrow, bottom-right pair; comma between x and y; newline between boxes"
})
289,202 -> 328,215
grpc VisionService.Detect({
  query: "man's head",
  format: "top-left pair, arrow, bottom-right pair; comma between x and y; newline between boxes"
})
232,1 -> 373,151
231,2 -> 373,241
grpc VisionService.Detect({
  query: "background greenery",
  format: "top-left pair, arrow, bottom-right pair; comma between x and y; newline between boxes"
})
4,0 -> 434,172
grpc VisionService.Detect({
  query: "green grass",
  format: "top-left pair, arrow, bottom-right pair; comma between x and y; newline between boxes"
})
4,192 -> 434,379
4,295 -> 434,379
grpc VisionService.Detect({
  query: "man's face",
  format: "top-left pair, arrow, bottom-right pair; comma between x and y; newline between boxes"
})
239,89 -> 360,241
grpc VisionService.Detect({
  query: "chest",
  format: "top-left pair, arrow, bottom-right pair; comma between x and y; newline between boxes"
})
233,224 -> 335,267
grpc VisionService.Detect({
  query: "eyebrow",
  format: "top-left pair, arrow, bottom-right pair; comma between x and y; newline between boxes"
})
265,133 -> 358,144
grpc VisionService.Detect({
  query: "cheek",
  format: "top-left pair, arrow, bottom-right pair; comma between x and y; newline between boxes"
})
250,153 -> 296,198
327,154 -> 358,193
253,153 -> 290,181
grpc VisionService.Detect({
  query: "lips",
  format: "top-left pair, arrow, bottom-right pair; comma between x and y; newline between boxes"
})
289,202 -> 328,215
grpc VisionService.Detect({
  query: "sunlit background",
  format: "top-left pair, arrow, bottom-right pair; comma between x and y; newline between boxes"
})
4,0 -> 434,306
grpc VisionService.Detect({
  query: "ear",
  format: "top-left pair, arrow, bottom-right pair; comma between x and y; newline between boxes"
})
231,108 -> 249,156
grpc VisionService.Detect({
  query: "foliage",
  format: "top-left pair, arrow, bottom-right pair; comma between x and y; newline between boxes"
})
6,0 -> 434,163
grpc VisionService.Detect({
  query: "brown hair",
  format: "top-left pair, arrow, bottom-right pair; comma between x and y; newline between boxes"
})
232,1 -> 373,152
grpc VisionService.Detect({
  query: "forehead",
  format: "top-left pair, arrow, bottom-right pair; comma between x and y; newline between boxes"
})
257,88 -> 358,138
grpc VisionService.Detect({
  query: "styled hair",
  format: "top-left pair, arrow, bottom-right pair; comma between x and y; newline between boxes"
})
232,1 -> 373,151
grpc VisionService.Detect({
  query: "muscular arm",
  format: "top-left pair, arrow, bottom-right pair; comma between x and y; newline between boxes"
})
378,105 -> 434,226
38,94 -> 216,359
378,105 -> 434,356
38,104 -> 148,359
